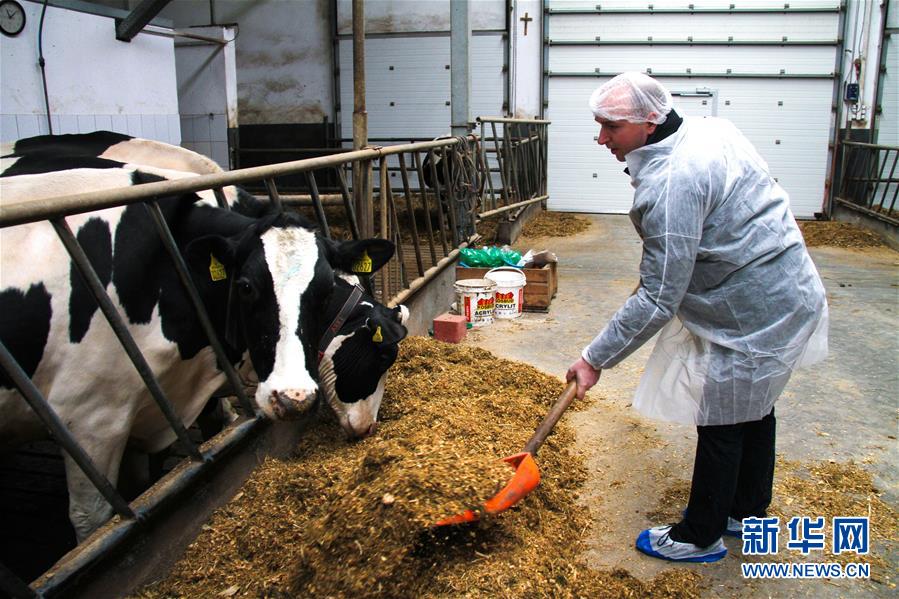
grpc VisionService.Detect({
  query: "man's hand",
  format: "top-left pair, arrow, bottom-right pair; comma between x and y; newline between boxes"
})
566,357 -> 602,400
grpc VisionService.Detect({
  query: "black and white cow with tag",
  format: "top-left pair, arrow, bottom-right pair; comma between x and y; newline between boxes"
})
0,163 -> 399,540
2,133 -> 410,441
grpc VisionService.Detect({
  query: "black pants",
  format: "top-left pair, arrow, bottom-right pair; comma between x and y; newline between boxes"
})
668,409 -> 776,547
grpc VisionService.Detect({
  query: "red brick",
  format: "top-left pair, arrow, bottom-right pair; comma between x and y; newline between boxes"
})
433,313 -> 467,343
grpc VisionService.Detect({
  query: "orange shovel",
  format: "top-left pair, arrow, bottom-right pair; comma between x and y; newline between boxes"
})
435,380 -> 579,526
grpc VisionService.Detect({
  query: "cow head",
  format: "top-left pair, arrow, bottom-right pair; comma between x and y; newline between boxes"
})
317,278 -> 409,438
187,211 -> 334,420
313,238 -> 408,438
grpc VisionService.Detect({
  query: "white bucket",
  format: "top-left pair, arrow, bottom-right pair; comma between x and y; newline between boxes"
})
485,267 -> 526,319
454,279 -> 497,327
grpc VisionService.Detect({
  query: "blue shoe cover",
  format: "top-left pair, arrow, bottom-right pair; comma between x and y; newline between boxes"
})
635,526 -> 727,563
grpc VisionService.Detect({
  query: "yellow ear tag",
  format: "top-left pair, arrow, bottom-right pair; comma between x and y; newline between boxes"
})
372,325 -> 383,343
209,254 -> 227,281
352,250 -> 373,274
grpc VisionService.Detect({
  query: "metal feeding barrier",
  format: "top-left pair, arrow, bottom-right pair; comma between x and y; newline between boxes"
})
0,122 -> 548,597
834,141 -> 899,226
476,117 -> 550,220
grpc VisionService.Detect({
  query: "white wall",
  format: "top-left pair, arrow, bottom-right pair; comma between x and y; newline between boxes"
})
510,0 -> 541,118
336,0 -> 506,34
175,26 -> 238,168
161,0 -> 333,125
0,0 -> 179,144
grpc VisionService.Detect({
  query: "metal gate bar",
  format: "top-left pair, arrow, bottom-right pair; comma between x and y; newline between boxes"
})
411,150 -> 439,264
51,218 -> 203,462
0,130 -> 546,593
0,341 -> 135,520
143,201 -> 256,416
836,141 -> 899,223
305,171 -> 331,239
397,153 -> 425,278
263,178 -> 284,213
335,166 -> 361,240
426,148 -> 451,255
476,117 -> 550,220
440,146 -> 460,247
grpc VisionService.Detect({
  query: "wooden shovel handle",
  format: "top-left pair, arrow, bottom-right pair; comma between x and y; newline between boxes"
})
523,380 -> 579,456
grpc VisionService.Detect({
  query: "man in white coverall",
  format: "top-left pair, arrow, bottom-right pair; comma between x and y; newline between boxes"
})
565,72 -> 828,563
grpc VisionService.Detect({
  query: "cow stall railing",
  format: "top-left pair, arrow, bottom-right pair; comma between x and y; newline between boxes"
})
0,137 -> 478,597
834,141 -> 899,227
236,121 -> 551,299
475,117 -> 550,221
366,136 -> 483,301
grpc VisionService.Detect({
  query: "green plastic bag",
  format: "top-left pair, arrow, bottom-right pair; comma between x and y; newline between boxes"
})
459,246 -> 522,268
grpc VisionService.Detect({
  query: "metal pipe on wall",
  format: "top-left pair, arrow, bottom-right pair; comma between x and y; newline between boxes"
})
450,0 -> 472,136
826,0 -> 852,218
352,0 -> 373,238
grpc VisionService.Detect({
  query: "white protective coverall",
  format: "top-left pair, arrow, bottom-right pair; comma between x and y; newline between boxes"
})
582,116 -> 828,426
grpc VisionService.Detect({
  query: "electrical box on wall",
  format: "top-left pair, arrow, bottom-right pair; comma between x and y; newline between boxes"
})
845,83 -> 859,102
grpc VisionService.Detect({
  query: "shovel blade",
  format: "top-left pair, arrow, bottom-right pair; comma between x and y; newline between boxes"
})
434,452 -> 541,526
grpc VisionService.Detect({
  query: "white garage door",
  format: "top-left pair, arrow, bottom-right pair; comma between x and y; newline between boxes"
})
338,34 -> 506,140
545,1 -> 842,218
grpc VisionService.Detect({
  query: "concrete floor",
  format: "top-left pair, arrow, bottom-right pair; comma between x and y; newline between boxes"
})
463,215 -> 898,598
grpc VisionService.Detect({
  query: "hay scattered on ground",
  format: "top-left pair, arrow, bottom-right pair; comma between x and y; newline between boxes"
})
645,479 -> 691,524
477,211 -> 591,244
136,338 -> 702,598
798,221 -> 887,248
771,458 -> 898,585
522,211 -> 591,239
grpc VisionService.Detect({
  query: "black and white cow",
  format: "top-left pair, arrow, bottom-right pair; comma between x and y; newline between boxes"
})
316,275 -> 408,437
2,134 -> 410,440
1,130 -> 223,178
0,165 -> 393,540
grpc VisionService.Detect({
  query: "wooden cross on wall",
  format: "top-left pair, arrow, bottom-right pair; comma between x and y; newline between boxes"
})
520,12 -> 533,35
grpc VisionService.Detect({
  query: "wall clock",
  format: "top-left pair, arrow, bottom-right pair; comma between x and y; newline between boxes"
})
0,0 -> 25,37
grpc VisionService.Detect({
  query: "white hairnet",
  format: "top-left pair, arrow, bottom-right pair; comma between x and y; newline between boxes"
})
589,72 -> 673,124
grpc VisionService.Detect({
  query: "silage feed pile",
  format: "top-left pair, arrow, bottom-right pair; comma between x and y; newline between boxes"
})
798,220 -> 887,249
477,211 -> 592,244
136,338 -> 702,598
521,211 -> 591,239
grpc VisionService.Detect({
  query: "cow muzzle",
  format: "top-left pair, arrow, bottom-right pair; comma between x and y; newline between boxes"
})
345,419 -> 378,439
270,389 -> 318,420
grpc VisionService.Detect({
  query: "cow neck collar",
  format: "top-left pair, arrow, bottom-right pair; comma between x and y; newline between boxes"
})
317,284 -> 365,364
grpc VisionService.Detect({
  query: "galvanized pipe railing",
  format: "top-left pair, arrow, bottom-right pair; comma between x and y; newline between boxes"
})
0,133 -> 485,593
51,217 -> 204,463
144,201 -> 256,417
0,139 -> 469,228
835,141 -> 899,226
0,341 -> 135,521
476,117 -> 551,220
0,124 -> 548,590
